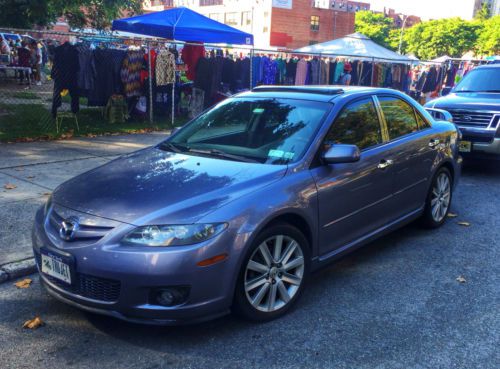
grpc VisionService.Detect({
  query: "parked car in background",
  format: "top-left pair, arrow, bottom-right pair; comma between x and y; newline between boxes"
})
425,64 -> 500,159
33,86 -> 462,325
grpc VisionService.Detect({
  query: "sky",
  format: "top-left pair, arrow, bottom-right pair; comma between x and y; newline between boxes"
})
364,0 -> 477,20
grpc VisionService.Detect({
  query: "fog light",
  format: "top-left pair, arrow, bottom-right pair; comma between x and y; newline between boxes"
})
152,286 -> 190,307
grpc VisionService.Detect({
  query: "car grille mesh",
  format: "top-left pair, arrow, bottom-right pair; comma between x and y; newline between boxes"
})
35,252 -> 121,302
48,208 -> 113,242
449,110 -> 494,128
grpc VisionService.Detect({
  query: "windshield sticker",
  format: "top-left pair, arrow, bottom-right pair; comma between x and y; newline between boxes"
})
253,108 -> 265,114
268,149 -> 284,158
268,150 -> 295,160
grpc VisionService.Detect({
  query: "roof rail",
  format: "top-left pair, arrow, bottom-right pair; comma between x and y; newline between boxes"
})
252,86 -> 344,96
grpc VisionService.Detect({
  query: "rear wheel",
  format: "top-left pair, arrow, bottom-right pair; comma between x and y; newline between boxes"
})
421,167 -> 453,228
233,223 -> 309,322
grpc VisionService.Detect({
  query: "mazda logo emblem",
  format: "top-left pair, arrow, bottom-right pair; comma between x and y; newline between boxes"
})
59,217 -> 79,241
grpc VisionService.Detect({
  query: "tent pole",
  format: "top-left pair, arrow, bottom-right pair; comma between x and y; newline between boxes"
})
171,80 -> 175,128
148,41 -> 153,123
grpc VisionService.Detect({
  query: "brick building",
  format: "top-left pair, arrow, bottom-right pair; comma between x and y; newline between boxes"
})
383,8 -> 421,29
144,0 -> 370,49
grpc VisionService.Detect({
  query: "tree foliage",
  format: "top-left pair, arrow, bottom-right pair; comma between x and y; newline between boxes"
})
0,0 -> 142,30
403,18 -> 480,59
475,2 -> 491,21
354,10 -> 393,48
475,15 -> 500,56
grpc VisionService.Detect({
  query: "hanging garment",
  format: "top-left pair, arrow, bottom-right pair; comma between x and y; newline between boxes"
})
189,87 -> 205,118
320,59 -> 329,85
235,57 -> 250,90
334,62 -> 344,83
121,50 -> 143,98
285,59 -> 297,85
156,49 -> 176,86
276,58 -> 286,85
295,58 -> 308,85
88,49 -> 126,107
251,56 -> 262,87
76,43 -> 96,95
262,56 -> 278,85
181,42 -> 205,81
329,61 -> 337,84
51,43 -> 80,117
309,58 -> 320,85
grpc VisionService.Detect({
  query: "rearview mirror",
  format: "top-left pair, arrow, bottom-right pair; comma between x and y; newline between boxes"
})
323,144 -> 361,164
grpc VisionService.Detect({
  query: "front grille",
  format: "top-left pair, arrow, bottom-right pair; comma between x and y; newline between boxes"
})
449,110 -> 495,128
48,207 -> 113,242
36,252 -> 121,302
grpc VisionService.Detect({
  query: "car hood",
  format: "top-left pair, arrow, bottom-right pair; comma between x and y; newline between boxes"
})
53,147 -> 287,225
427,92 -> 500,111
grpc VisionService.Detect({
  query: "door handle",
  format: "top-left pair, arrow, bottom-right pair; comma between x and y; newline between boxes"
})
429,139 -> 441,148
377,159 -> 394,169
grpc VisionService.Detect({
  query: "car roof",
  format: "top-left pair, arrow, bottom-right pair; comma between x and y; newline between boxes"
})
474,63 -> 500,69
237,85 -> 403,102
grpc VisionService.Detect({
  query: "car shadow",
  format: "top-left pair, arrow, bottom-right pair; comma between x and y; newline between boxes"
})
461,157 -> 500,177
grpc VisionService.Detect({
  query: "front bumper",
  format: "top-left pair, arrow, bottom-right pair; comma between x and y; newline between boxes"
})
469,137 -> 500,156
32,207 -> 248,325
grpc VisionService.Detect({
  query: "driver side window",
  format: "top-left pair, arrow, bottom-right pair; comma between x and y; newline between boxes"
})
324,98 -> 383,151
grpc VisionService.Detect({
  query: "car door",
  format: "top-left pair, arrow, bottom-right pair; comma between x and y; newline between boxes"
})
375,95 -> 439,216
310,97 -> 395,258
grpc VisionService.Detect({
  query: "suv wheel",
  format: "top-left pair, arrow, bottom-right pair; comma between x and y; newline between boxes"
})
422,167 -> 453,228
233,223 -> 309,322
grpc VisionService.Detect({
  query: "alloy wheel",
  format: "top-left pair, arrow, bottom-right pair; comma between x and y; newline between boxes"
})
430,172 -> 451,223
244,235 -> 305,313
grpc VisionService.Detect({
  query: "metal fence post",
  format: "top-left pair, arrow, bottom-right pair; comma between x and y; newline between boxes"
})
250,48 -> 254,89
147,40 -> 153,124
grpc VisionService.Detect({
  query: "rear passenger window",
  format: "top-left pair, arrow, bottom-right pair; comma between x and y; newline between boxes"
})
379,96 -> 418,139
324,98 -> 383,150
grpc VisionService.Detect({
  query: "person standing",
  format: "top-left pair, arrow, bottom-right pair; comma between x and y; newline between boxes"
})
30,40 -> 42,85
339,63 -> 352,86
17,41 -> 31,85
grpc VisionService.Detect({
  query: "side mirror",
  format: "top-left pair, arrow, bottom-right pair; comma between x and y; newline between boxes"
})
323,144 -> 361,164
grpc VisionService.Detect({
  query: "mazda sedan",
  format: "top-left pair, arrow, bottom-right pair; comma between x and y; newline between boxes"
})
33,86 -> 462,325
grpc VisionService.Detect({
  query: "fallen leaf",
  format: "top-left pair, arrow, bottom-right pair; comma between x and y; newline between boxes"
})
14,167 -> 24,171
4,183 -> 17,190
26,175 -> 36,179
456,275 -> 466,283
447,212 -> 458,218
23,316 -> 44,329
14,278 -> 32,289
457,221 -> 471,227
43,192 -> 51,196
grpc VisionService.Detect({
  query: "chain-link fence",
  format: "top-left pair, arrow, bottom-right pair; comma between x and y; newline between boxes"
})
1,27 -> 450,143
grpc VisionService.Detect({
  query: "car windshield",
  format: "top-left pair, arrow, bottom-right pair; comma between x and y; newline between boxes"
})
164,97 -> 331,164
453,68 -> 500,93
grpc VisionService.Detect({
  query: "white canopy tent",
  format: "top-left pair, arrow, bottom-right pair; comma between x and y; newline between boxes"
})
294,33 -> 414,63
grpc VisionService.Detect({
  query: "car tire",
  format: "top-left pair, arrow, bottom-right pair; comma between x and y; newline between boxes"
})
421,167 -> 453,228
233,223 -> 310,322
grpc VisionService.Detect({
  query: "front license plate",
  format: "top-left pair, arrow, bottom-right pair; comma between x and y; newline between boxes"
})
459,141 -> 472,153
41,253 -> 72,284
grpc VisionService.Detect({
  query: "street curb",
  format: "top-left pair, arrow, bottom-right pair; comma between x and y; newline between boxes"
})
0,258 -> 37,284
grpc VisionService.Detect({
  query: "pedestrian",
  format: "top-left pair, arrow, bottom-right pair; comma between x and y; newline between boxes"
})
339,63 -> 352,86
17,41 -> 31,85
30,40 -> 42,86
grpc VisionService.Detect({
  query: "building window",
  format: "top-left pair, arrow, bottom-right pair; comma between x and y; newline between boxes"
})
200,0 -> 223,6
225,12 -> 239,26
209,13 -> 224,23
310,15 -> 320,31
242,11 -> 252,26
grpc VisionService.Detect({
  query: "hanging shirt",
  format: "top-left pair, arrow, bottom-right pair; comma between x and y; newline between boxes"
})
181,43 -> 205,81
334,62 -> 344,83
295,58 -> 308,85
309,58 -> 320,85
262,56 -> 278,85
156,49 -> 176,86
121,50 -> 143,98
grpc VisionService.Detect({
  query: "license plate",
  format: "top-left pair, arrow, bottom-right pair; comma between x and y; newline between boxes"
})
459,141 -> 472,153
41,253 -> 72,284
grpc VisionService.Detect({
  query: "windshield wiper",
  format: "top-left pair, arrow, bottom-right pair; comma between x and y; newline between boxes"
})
188,148 -> 260,163
158,142 -> 190,153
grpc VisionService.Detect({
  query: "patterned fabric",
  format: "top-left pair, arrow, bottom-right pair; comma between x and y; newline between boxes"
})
156,50 -> 176,86
120,51 -> 143,98
262,57 -> 278,85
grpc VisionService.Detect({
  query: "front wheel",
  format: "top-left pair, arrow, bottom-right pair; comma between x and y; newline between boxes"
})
421,167 -> 453,228
233,223 -> 309,322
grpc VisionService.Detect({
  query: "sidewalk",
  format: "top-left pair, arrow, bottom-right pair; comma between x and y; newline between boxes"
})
0,132 -> 169,278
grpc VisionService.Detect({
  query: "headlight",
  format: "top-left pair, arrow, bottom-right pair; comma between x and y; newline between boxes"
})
122,223 -> 227,247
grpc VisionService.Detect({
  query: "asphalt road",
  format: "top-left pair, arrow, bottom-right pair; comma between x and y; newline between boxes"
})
0,159 -> 499,369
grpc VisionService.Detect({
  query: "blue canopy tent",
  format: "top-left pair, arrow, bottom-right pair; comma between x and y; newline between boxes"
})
112,7 -> 253,45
